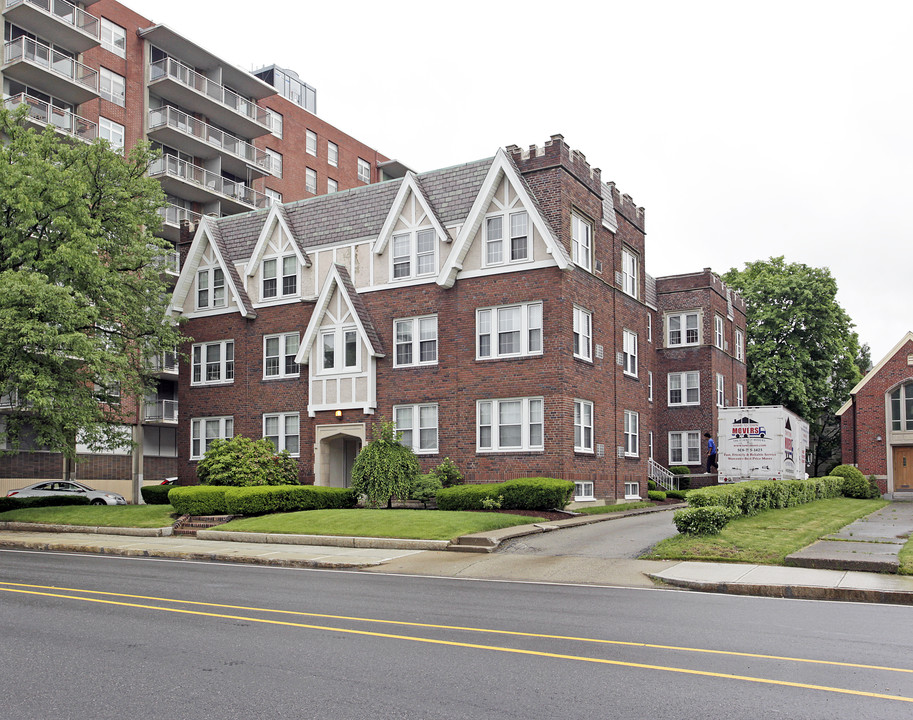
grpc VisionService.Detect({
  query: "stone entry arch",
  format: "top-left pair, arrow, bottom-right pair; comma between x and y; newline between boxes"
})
314,423 -> 365,488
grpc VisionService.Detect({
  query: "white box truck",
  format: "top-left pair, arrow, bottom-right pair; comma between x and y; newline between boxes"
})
717,405 -> 810,483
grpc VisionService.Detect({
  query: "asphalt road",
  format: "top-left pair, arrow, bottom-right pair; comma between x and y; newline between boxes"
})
3,549 -> 913,719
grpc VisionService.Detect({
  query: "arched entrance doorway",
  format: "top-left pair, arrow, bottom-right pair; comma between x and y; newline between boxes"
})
314,423 -> 365,488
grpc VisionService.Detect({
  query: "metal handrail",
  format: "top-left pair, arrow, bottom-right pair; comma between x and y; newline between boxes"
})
4,92 -> 97,140
148,154 -> 269,209
148,352 -> 178,374
149,58 -> 270,127
158,203 -> 202,228
648,458 -> 678,492
147,106 -> 270,172
3,36 -> 98,91
5,0 -> 99,39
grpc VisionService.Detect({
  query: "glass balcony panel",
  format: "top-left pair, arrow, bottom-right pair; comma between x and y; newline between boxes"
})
2,37 -> 98,102
148,155 -> 269,210
4,92 -> 97,141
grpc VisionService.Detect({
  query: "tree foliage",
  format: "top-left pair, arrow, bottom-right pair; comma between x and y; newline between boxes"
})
723,257 -> 864,474
196,435 -> 299,487
0,107 -> 182,458
350,419 -> 419,508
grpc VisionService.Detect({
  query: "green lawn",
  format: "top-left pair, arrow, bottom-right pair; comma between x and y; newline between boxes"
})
899,537 -> 913,575
643,498 -> 887,564
217,509 -> 545,540
574,501 -> 654,515
0,504 -> 178,528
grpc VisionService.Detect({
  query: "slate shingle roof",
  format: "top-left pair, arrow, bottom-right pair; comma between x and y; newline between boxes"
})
208,219 -> 256,317
335,264 -> 384,356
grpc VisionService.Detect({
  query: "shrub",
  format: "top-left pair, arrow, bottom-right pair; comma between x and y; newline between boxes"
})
481,495 -> 503,510
669,466 -> 691,490
410,474 -> 442,508
0,494 -> 90,512
351,419 -> 420,507
197,435 -> 299,487
223,485 -> 357,515
674,506 -> 737,535
168,486 -> 230,515
666,490 -> 688,500
140,485 -> 172,505
430,457 -> 464,488
436,477 -> 574,511
686,477 -> 846,517
647,480 -> 657,492
830,464 -> 880,498
648,490 -> 667,501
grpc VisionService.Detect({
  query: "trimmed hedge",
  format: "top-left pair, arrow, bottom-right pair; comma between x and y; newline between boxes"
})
686,477 -> 845,517
223,485 -> 357,516
140,485 -> 173,505
436,477 -> 574,511
666,490 -> 688,500
168,486 -> 230,515
0,494 -> 91,512
674,506 -> 737,535
648,490 -> 667,501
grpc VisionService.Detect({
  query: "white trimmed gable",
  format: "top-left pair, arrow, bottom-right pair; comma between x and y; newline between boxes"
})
244,204 -> 309,280
437,149 -> 569,288
372,172 -> 448,256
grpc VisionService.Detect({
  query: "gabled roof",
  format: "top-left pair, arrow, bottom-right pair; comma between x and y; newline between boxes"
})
436,149 -> 569,288
837,331 -> 913,415
372,172 -> 449,255
295,264 -> 385,365
243,203 -> 311,279
171,216 -> 256,318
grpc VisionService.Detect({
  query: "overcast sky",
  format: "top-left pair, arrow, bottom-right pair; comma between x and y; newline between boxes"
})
128,0 -> 911,362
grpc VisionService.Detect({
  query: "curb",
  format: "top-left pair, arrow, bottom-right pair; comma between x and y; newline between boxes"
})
196,529 -> 450,551
0,522 -> 173,537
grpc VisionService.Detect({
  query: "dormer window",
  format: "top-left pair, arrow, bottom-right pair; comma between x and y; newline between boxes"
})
321,327 -> 359,373
485,211 -> 529,265
262,256 -> 297,299
392,228 -> 435,279
197,267 -> 225,309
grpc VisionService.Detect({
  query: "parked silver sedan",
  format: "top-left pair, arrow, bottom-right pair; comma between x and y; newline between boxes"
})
6,481 -> 127,505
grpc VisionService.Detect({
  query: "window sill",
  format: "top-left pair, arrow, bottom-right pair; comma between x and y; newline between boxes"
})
476,449 -> 544,455
262,375 -> 300,382
475,354 -> 543,362
190,381 -> 235,388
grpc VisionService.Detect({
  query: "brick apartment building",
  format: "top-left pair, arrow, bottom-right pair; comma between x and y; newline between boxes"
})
0,0 -> 404,499
839,332 -> 913,497
170,135 -> 747,503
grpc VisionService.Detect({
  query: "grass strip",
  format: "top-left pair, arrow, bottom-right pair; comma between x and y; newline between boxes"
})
217,508 -> 544,541
643,498 -> 887,564
574,501 -> 654,515
0,505 -> 178,528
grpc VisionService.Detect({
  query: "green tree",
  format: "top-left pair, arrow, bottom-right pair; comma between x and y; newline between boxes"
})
197,435 -> 299,486
350,419 -> 419,508
723,257 -> 863,476
0,107 -> 182,460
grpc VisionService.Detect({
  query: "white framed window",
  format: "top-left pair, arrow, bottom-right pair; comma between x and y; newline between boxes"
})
394,403 -> 439,453
647,313 -> 652,343
715,315 -> 724,350
100,18 -> 126,57
264,333 -> 299,378
573,306 -> 592,361
262,255 -> 297,299
191,417 -> 233,459
669,431 -> 701,465
623,329 -> 638,377
99,117 -> 124,151
575,481 -> 595,501
477,302 -> 542,359
890,384 -> 913,431
392,228 -> 436,279
306,130 -> 317,156
571,211 -> 592,271
485,211 -> 529,265
621,247 -> 638,298
736,382 -> 744,406
100,67 -> 125,106
735,328 -> 744,362
196,267 -> 226,309
477,397 -> 544,452
191,341 -> 234,385
574,399 -> 594,453
668,371 -> 700,406
306,167 -> 317,194
716,373 -> 725,407
328,141 -> 338,167
266,108 -> 283,138
265,188 -> 282,205
321,327 -> 359,373
327,178 -> 338,193
624,481 -> 640,500
648,371 -> 654,402
394,315 -> 437,367
263,413 -> 300,456
624,410 -> 639,457
357,157 -> 370,183
266,148 -> 283,178
649,431 -> 654,460
667,311 -> 700,347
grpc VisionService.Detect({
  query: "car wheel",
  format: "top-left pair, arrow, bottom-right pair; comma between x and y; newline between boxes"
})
90,499 -> 106,506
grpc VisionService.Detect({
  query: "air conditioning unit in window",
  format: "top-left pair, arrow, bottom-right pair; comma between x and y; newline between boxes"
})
615,271 -> 624,287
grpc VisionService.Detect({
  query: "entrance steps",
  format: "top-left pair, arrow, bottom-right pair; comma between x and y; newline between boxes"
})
172,514 -> 235,537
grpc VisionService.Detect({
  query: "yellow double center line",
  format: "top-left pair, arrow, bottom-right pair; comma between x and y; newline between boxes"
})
2,581 -> 911,703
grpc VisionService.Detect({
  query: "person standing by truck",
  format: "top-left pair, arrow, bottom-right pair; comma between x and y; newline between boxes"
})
704,432 -> 718,473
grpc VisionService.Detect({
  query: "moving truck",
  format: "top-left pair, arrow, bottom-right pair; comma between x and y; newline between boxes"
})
717,405 -> 809,483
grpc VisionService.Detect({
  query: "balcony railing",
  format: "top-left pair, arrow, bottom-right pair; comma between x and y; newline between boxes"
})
147,106 -> 271,173
144,399 -> 178,424
5,0 -> 100,40
4,92 -> 96,141
148,351 -> 178,374
3,36 -> 98,92
0,387 -> 19,408
149,58 -> 271,127
149,154 -> 270,210
152,249 -> 180,275
158,203 -> 202,229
